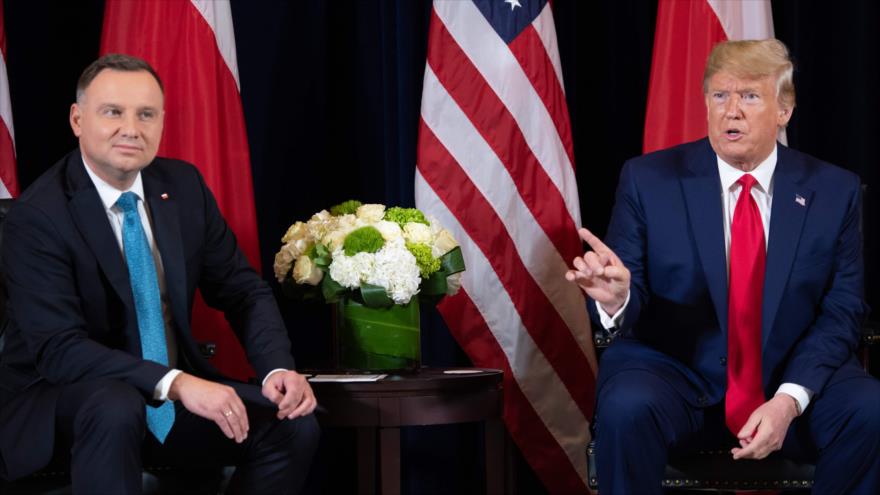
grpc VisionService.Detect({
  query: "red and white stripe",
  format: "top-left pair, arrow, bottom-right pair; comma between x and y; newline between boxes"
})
643,0 -> 777,153
416,2 -> 596,493
0,0 -> 18,199
100,0 -> 259,380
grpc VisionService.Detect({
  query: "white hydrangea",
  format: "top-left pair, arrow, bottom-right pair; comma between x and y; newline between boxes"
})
328,250 -> 375,289
366,238 -> 421,304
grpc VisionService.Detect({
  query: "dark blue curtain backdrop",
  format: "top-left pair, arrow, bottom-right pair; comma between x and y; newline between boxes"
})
4,1 -> 879,493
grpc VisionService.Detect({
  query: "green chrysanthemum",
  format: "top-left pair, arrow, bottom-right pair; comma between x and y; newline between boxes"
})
384,207 -> 429,227
343,226 -> 385,256
406,242 -> 441,278
330,200 -> 362,216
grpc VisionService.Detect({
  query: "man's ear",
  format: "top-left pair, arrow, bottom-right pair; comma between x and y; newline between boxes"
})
777,105 -> 793,128
69,103 -> 82,137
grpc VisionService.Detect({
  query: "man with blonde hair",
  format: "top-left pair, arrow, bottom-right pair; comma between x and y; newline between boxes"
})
568,39 -> 880,494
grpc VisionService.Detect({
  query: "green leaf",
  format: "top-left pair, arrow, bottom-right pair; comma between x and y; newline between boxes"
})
439,246 -> 465,275
359,283 -> 395,308
321,275 -> 346,303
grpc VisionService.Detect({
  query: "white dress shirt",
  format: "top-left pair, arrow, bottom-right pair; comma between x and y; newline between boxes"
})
83,158 -> 286,398
596,145 -> 813,414
82,158 -> 182,401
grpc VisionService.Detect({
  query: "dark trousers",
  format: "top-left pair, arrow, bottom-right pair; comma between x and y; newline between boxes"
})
594,363 -> 880,495
55,379 -> 320,495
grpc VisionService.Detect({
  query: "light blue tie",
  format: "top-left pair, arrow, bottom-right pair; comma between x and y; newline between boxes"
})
116,191 -> 175,443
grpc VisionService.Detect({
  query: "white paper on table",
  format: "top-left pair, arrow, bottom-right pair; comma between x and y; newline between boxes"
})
308,374 -> 388,382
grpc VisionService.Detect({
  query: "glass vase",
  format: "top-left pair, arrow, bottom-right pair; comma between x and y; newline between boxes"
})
335,297 -> 421,372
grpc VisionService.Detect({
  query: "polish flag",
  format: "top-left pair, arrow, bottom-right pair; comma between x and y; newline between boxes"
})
100,0 -> 259,380
643,0 -> 777,152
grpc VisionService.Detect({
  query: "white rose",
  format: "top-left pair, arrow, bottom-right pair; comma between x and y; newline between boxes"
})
336,213 -> 358,231
310,209 -> 331,222
431,228 -> 459,257
403,222 -> 432,245
445,272 -> 462,296
273,248 -> 294,282
323,229 -> 349,252
374,220 -> 403,242
292,255 -> 324,286
356,204 -> 385,223
281,221 -> 308,244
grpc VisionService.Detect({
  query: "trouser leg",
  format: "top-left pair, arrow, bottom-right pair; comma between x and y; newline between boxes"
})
782,372 -> 880,495
594,368 -> 704,495
149,384 -> 320,495
55,379 -> 147,495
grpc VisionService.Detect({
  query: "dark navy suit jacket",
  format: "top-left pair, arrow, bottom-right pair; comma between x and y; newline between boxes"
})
0,149 -> 295,479
595,138 -> 868,410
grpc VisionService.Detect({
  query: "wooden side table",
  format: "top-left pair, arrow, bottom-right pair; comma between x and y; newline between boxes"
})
309,367 -> 505,494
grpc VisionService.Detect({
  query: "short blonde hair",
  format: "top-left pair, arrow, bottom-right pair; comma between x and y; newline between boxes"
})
702,39 -> 795,110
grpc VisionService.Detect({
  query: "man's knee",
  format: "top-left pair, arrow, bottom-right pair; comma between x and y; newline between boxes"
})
846,380 -> 880,444
597,371 -> 674,431
281,413 -> 320,456
72,380 -> 146,437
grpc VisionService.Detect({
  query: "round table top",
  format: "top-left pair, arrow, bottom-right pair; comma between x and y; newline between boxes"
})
306,367 -> 503,394
306,367 -> 503,427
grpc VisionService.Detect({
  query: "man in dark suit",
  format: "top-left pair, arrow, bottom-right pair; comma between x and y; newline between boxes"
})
567,39 -> 880,494
0,54 -> 319,494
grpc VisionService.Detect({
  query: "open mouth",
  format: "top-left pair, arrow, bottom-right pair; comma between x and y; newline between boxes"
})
725,129 -> 743,139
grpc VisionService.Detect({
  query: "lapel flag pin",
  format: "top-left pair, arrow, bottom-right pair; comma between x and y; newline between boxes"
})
795,194 -> 806,207
161,193 -> 169,200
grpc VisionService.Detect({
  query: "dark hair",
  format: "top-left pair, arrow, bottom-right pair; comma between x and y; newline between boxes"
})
76,53 -> 164,102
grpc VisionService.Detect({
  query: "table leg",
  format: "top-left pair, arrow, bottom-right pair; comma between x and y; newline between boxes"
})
485,419 -> 508,495
379,427 -> 401,495
357,427 -> 376,495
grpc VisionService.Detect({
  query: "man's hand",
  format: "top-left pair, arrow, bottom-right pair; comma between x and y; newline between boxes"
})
731,394 -> 799,460
262,370 -> 317,420
565,228 -> 631,315
168,372 -> 249,443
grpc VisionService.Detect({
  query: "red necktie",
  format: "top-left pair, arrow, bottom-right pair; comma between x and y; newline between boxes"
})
725,174 -> 766,435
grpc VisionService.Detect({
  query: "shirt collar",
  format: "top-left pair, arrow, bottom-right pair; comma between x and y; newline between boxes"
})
81,155 -> 146,211
717,145 -> 777,194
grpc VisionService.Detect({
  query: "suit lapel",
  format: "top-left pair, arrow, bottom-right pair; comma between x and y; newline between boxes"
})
66,153 -> 134,311
142,170 -> 189,334
680,140 -> 729,334
762,148 -> 811,347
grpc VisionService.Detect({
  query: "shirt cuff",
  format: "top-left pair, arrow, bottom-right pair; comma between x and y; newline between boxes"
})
775,383 -> 814,415
154,369 -> 183,401
595,290 -> 631,330
262,368 -> 288,386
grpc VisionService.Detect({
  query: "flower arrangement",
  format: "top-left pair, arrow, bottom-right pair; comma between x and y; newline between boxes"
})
273,200 -> 465,308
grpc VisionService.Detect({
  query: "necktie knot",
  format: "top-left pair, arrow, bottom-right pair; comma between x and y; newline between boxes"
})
116,191 -> 139,214
737,173 -> 757,192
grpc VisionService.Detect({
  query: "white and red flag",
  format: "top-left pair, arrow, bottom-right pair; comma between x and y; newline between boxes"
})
415,1 -> 596,493
100,0 -> 259,380
0,0 -> 19,199
643,0 -> 777,152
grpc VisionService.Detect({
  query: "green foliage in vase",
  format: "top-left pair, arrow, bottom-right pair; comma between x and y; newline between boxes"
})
384,206 -> 429,227
406,241 -> 441,278
330,200 -> 362,216
343,226 -> 386,256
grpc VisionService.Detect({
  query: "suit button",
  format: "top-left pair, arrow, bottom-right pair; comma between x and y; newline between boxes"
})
697,396 -> 709,406
720,357 -> 727,366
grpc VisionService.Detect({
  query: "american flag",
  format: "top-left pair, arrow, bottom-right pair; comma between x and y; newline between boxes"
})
0,0 -> 18,199
414,1 -> 596,492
